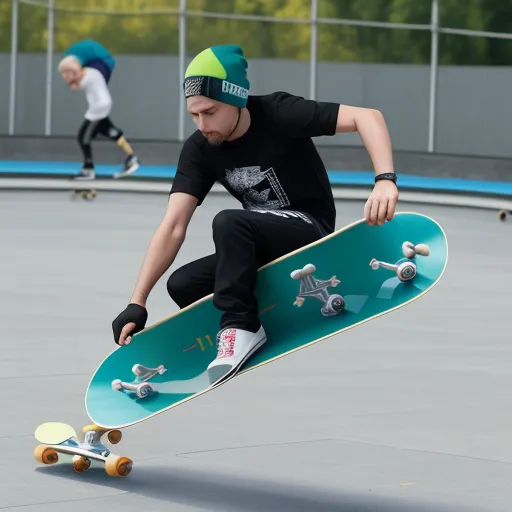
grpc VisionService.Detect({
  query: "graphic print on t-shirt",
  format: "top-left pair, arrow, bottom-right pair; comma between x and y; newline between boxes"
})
224,166 -> 290,211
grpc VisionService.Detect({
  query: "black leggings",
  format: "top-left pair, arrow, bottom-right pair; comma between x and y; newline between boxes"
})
167,208 -> 329,333
78,117 -> 123,168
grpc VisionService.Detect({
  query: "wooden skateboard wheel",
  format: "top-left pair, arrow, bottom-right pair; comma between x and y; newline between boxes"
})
34,445 -> 58,464
107,429 -> 122,444
105,454 -> 133,477
73,456 -> 91,473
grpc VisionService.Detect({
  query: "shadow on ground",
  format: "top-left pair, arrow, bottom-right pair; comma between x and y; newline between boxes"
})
36,463 -> 473,512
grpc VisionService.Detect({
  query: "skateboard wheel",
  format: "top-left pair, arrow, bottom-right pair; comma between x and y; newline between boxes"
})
107,430 -> 122,444
330,294 -> 345,312
137,383 -> 153,398
132,364 -> 145,376
321,294 -> 345,316
105,454 -> 133,477
34,445 -> 59,464
402,241 -> 415,259
369,258 -> 380,270
397,262 -> 417,281
498,209 -> 508,221
73,455 -> 91,473
414,243 -> 430,256
112,379 -> 122,391
303,263 -> 316,274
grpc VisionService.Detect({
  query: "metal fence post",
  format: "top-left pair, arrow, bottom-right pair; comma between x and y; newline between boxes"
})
309,0 -> 318,100
9,0 -> 18,135
178,0 -> 187,141
44,0 -> 55,136
428,0 -> 439,152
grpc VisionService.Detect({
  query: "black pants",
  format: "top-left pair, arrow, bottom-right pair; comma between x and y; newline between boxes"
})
78,117 -> 123,168
167,208 -> 329,333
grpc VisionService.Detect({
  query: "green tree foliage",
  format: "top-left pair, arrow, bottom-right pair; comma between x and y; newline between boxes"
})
1,0 -> 510,65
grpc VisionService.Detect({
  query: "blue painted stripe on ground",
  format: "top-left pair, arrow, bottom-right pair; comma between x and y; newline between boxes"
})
327,171 -> 512,195
0,161 -> 174,178
1,160 -> 511,196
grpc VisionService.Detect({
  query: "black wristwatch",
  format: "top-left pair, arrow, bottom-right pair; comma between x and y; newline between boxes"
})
375,172 -> 397,185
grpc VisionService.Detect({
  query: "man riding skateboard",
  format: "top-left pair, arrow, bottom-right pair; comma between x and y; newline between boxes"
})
111,44 -> 399,383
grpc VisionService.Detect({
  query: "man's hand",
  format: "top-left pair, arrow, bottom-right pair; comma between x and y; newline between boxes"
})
112,303 -> 148,346
364,179 -> 398,226
335,105 -> 398,226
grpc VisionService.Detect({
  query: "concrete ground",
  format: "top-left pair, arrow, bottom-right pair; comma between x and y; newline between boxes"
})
1,190 -> 511,511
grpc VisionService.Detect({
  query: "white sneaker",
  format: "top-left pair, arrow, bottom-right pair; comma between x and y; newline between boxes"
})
113,155 -> 140,179
207,326 -> 267,384
73,168 -> 95,180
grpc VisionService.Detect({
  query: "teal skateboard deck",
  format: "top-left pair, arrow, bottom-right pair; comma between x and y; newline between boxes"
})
85,211 -> 448,429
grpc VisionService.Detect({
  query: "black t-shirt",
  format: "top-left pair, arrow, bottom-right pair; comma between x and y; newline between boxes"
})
170,91 -> 340,233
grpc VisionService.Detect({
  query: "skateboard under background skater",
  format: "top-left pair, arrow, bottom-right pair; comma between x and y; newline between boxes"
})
70,175 -> 98,201
69,164 -> 138,201
72,187 -> 98,201
34,212 -> 448,477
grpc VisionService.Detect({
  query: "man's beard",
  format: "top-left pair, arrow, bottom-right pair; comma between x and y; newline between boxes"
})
203,109 -> 241,146
203,133 -> 225,146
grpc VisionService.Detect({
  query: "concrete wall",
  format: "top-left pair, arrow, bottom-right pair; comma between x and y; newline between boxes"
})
1,53 -> 511,158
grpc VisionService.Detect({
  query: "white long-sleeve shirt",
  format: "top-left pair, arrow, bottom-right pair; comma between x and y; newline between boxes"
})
79,67 -> 112,121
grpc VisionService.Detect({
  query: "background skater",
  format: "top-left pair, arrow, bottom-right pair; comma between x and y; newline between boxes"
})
58,39 -> 140,180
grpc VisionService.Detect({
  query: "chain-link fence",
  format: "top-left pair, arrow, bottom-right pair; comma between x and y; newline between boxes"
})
3,0 -> 512,157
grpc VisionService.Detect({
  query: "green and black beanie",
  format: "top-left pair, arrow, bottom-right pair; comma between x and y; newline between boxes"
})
183,44 -> 250,108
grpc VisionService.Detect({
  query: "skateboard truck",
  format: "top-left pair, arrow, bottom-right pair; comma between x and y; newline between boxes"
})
369,241 -> 430,282
291,263 -> 345,316
112,363 -> 167,398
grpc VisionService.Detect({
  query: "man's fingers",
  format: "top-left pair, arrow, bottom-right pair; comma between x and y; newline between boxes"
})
386,196 -> 397,221
369,199 -> 380,225
377,197 -> 389,225
364,198 -> 372,223
119,322 -> 136,346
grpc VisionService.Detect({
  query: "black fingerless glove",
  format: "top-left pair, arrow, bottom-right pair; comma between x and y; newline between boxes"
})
112,303 -> 148,345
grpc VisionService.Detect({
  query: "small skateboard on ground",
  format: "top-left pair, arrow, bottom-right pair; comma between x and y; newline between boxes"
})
35,212 -> 448,477
68,162 -> 137,200
69,176 -> 98,201
72,188 -> 98,201
34,422 -> 132,477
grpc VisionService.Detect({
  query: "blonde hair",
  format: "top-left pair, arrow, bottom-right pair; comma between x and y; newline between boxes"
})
58,55 -> 81,73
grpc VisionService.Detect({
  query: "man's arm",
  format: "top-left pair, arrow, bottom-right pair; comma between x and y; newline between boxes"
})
335,105 -> 394,177
266,93 -> 398,225
130,192 -> 198,308
112,135 -> 215,346
336,105 -> 399,226
130,135 -> 215,307
115,192 -> 197,346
